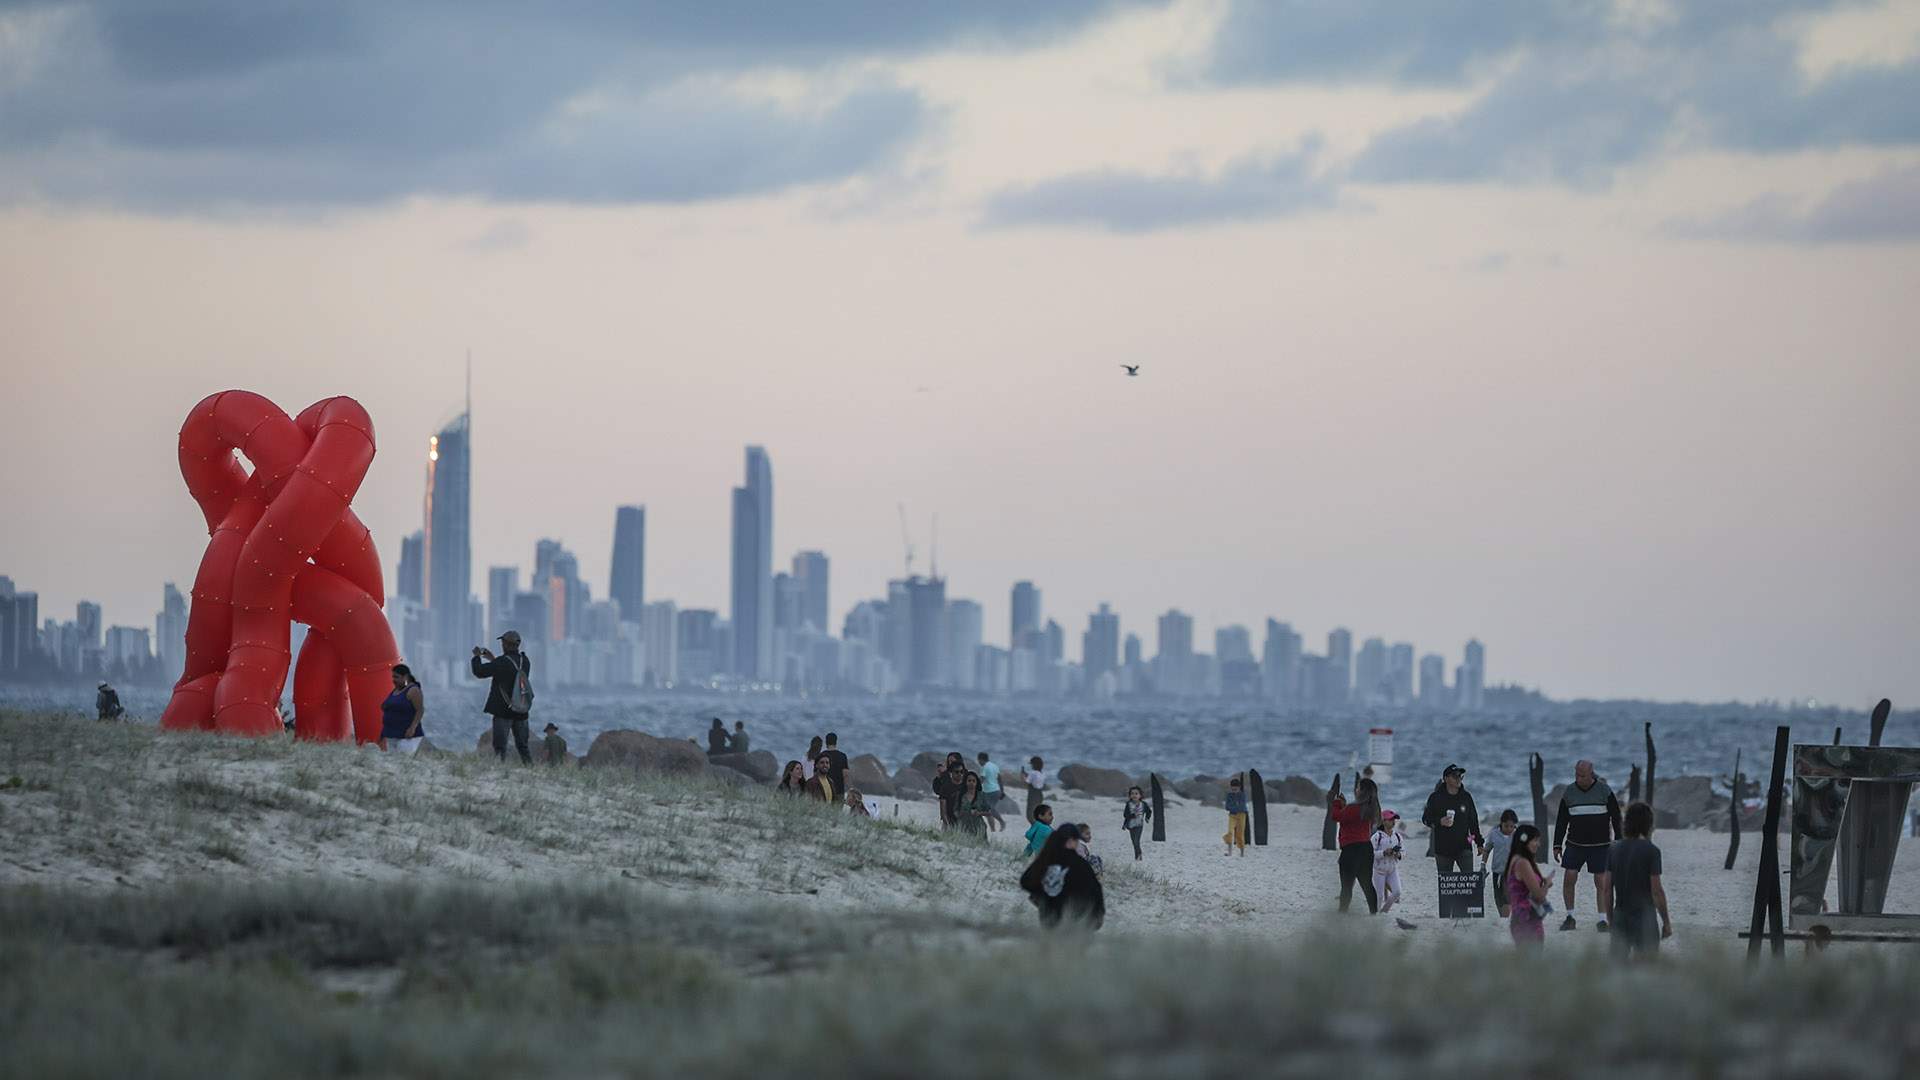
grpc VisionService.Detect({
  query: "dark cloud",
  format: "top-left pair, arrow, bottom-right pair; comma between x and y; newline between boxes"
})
1198,0 -> 1920,186
0,0 -> 1152,209
1668,165 -> 1920,244
980,142 -> 1337,232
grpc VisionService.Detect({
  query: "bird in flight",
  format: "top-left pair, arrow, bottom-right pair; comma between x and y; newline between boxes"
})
1120,364 -> 1140,377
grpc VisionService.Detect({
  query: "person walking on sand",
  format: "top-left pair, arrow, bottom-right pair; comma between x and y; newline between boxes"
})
933,752 -> 967,829
471,630 -> 534,764
1023,756 -> 1049,824
541,722 -> 566,765
1123,786 -> 1152,861
1505,824 -> 1553,947
1019,823 -> 1104,930
1223,775 -> 1250,856
1330,778 -> 1382,913
956,770 -> 992,841
1371,810 -> 1405,913
1025,804 -> 1056,856
1554,759 -> 1623,933
379,664 -> 426,755
1484,809 -> 1520,918
777,760 -> 806,795
1608,801 -> 1672,959
1421,764 -> 1481,875
978,752 -> 1007,832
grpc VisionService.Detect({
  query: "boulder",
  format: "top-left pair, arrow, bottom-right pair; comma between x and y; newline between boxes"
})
909,751 -> 949,774
1266,775 -> 1326,806
847,754 -> 894,797
890,767 -> 933,800
1654,775 -> 1723,829
583,730 -> 709,778
1174,775 -> 1227,807
708,750 -> 778,784
708,764 -> 758,788
1058,763 -> 1136,798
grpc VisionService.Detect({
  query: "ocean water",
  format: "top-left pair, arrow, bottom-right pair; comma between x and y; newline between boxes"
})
11,684 -> 1914,814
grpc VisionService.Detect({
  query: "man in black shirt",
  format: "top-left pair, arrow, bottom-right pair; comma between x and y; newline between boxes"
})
1608,801 -> 1672,959
1421,764 -> 1481,874
818,732 -> 850,797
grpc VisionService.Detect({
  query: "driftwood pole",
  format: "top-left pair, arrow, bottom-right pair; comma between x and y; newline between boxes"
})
1747,726 -> 1790,959
1834,726 -> 1843,746
1724,748 -> 1742,870
1644,722 -> 1658,815
1628,765 -> 1641,804
1870,698 -> 1891,747
1322,773 -> 1342,851
1529,753 -> 1548,838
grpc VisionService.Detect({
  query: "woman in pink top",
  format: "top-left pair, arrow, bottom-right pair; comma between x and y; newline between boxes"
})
1505,824 -> 1552,945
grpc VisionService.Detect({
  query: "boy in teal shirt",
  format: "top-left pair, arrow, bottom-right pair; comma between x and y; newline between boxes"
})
1023,804 -> 1055,855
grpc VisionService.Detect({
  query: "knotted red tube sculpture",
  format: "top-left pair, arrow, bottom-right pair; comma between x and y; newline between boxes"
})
160,391 -> 399,742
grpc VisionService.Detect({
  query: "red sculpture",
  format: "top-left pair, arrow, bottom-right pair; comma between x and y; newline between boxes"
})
160,391 -> 400,742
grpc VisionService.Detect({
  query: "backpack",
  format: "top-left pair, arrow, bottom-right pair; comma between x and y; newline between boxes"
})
505,654 -> 535,714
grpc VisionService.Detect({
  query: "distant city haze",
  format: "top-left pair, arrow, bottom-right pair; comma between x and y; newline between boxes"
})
2,0 -> 1917,705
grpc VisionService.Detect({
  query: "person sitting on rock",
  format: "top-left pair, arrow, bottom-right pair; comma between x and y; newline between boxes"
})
730,721 -> 750,755
706,718 -> 731,757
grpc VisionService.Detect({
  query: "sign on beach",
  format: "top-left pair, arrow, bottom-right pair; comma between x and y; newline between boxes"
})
1437,871 -> 1485,918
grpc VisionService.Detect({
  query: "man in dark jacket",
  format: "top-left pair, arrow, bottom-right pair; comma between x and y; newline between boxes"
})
1421,764 -> 1481,875
95,683 -> 124,721
472,630 -> 533,763
818,732 -> 850,795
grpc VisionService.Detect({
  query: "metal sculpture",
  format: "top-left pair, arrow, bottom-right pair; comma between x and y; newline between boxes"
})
160,391 -> 399,742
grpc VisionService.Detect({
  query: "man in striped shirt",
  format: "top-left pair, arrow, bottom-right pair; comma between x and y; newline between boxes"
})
1553,759 -> 1623,932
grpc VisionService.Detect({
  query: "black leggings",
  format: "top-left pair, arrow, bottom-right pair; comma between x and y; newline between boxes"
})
1339,841 -> 1379,913
1129,826 -> 1144,858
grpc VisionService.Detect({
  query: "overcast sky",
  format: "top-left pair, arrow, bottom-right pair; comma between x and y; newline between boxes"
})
3,0 -> 1917,705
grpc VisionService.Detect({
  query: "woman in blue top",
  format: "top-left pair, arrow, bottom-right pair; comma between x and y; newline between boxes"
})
380,664 -> 426,755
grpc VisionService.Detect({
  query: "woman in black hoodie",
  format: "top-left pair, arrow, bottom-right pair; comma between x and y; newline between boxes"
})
1019,823 -> 1105,930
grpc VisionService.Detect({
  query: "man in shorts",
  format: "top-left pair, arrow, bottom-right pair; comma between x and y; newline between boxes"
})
978,751 -> 1007,832
1554,759 -> 1623,931
1608,801 -> 1672,958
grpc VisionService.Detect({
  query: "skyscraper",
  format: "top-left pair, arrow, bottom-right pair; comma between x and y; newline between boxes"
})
1388,642 -> 1415,703
730,446 -> 774,680
640,600 -> 678,687
1214,625 -> 1253,666
945,598 -> 982,691
156,582 -> 187,682
1010,581 -> 1040,648
1123,632 -> 1142,667
1418,653 -> 1447,706
1462,639 -> 1486,711
1261,619 -> 1301,705
396,531 -> 425,603
1355,637 -> 1388,703
792,551 -> 829,633
1083,603 -> 1120,680
75,601 -> 101,651
486,567 -> 518,640
906,576 -> 948,687
608,506 -> 645,622
1326,627 -> 1353,706
424,411 -> 471,668
1155,609 -> 1194,694
677,608 -> 720,685
772,572 -> 804,631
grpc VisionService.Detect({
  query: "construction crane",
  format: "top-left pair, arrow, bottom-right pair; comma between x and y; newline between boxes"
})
897,502 -> 915,577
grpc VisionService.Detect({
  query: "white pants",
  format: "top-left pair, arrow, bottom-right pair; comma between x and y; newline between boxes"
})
1373,866 -> 1402,908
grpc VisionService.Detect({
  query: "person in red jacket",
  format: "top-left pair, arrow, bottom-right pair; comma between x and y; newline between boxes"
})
1330,778 -> 1383,913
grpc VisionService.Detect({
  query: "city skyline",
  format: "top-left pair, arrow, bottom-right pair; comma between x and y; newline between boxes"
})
3,2 -> 1916,705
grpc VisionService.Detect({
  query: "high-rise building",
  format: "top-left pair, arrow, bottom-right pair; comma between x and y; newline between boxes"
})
155,582 -> 188,682
1326,628 -> 1353,706
1418,653 -> 1447,706
1123,632 -> 1142,667
772,572 -> 804,632
511,590 -> 549,671
792,551 -> 829,634
1261,619 -> 1302,705
75,601 -> 102,651
1462,639 -> 1486,711
1010,581 -> 1040,648
1,586 -> 37,675
396,531 -> 425,603
640,600 -> 678,687
104,626 -> 150,669
677,609 -> 720,685
946,598 -> 982,691
1355,637 -> 1388,703
609,506 -> 645,622
533,540 -> 586,640
729,446 -> 774,680
906,576 -> 948,687
1083,603 -> 1120,680
486,567 -> 518,640
1214,625 -> 1253,666
1155,609 -> 1194,695
424,411 -> 471,669
1388,642 -> 1415,703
